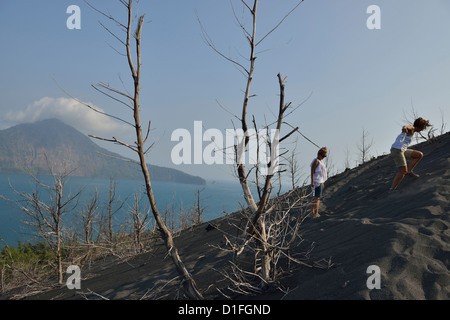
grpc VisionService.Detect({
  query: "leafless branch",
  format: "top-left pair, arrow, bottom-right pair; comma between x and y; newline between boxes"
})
53,77 -> 135,128
196,10 -> 250,75
88,134 -> 139,153
255,0 -> 304,47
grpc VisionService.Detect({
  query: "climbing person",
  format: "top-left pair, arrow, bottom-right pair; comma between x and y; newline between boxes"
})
390,117 -> 431,190
310,147 -> 328,218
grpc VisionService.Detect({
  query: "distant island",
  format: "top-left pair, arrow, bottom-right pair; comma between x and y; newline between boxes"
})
0,118 -> 206,185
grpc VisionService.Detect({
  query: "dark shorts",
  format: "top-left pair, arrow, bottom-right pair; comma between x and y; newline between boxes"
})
313,184 -> 323,198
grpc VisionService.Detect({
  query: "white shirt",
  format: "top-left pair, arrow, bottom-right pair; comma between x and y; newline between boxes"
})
391,132 -> 412,151
311,158 -> 327,185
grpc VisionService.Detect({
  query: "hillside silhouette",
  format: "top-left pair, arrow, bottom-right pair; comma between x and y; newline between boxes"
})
3,132 -> 449,300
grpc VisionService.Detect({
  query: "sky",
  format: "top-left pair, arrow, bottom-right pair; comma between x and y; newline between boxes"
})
1,0 -> 450,183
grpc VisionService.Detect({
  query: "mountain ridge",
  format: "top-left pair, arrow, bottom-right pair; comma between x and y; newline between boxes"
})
0,118 -> 206,185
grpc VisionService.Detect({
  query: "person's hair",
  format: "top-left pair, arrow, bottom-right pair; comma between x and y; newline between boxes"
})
413,117 -> 431,131
318,147 -> 327,157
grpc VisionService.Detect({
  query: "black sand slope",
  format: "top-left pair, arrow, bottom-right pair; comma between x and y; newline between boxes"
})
3,133 -> 449,300
273,132 -> 450,300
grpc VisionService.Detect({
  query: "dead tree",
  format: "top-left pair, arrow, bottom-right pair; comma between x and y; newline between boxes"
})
128,192 -> 150,253
78,0 -> 203,299
215,187 -> 334,297
356,128 -> 374,164
199,0 -> 305,286
438,108 -> 447,135
7,165 -> 82,285
79,188 -> 99,265
287,140 -> 302,190
81,188 -> 99,245
192,188 -> 206,227
102,178 -> 126,247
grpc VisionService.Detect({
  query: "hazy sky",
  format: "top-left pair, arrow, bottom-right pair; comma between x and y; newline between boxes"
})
1,0 -> 450,182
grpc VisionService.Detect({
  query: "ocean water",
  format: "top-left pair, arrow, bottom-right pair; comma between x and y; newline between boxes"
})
0,173 -> 248,248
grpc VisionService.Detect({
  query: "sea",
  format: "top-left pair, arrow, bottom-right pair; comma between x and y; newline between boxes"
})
0,173 -> 253,248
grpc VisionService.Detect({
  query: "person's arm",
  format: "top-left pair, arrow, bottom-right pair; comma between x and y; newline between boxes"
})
311,159 -> 319,187
402,125 -> 415,135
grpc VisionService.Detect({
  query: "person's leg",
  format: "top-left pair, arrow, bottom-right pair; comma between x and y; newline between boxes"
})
391,148 -> 408,190
310,197 -> 318,215
315,198 -> 320,216
407,150 -> 423,173
312,184 -> 322,217
391,166 -> 407,190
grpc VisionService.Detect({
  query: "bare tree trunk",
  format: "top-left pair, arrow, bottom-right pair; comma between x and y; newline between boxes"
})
108,179 -> 115,244
257,219 -> 270,282
237,0 -> 259,215
129,193 -> 149,253
199,0 -> 304,286
195,189 -> 204,225
80,188 -> 99,265
83,0 -> 203,299
357,128 -> 374,164
129,12 -> 202,300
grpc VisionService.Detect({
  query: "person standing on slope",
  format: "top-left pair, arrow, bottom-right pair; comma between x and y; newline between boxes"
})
310,147 -> 328,218
390,117 -> 431,190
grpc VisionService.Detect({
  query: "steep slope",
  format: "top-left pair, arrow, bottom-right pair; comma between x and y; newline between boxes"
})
276,132 -> 450,299
3,132 -> 449,301
0,119 -> 205,185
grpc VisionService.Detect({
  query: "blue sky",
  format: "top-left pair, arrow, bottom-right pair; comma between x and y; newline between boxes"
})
1,0 -> 450,182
